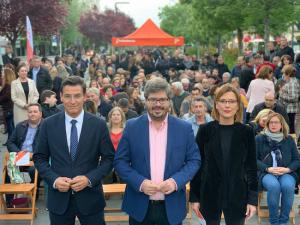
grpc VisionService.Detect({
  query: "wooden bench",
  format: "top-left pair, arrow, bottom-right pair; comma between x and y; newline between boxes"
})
103,183 -> 191,223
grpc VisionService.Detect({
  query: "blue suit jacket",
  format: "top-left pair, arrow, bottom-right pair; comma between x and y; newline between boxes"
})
33,112 -> 115,215
114,114 -> 201,225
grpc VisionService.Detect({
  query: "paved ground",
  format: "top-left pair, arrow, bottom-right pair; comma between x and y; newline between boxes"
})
0,132 -> 299,225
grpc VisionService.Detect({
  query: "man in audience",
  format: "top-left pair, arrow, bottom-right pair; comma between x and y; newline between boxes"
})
118,98 -> 138,120
86,87 -> 112,119
171,81 -> 189,116
250,91 -> 289,124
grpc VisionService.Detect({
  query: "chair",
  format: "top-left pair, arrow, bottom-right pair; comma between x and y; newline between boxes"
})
257,192 -> 295,224
0,151 -> 38,225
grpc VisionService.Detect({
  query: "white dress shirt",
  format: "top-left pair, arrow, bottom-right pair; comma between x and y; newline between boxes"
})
65,110 -> 84,152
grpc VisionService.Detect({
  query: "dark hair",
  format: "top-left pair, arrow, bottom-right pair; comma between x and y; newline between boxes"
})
83,100 -> 97,114
40,90 -> 56,103
27,103 -> 42,112
60,76 -> 86,94
16,63 -> 27,73
192,87 -> 201,93
118,98 -> 129,108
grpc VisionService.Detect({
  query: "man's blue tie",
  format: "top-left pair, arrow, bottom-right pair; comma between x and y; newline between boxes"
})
70,119 -> 78,161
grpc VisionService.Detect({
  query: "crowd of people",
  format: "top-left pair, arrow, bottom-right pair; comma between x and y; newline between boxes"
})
0,36 -> 300,225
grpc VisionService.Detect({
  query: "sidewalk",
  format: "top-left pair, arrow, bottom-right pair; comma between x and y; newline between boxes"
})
0,133 -> 299,225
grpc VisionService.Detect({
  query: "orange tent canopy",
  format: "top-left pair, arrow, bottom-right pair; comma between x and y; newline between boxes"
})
112,19 -> 184,47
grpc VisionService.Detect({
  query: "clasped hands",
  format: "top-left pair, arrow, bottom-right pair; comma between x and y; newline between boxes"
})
55,176 -> 89,192
141,179 -> 177,196
267,167 -> 291,176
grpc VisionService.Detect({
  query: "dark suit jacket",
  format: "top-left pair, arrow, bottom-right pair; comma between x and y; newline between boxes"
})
7,120 -> 42,152
2,54 -> 14,65
33,112 -> 115,215
114,114 -> 201,225
190,121 -> 258,220
28,67 -> 52,94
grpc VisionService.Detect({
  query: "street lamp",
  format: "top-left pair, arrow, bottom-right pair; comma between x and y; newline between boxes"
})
114,1 -> 130,13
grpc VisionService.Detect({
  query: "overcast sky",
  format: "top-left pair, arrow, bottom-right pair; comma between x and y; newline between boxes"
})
100,0 -> 177,27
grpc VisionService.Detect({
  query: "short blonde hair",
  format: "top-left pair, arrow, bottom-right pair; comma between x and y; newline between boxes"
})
212,84 -> 243,123
108,107 -> 126,129
265,113 -> 289,137
252,109 -> 273,124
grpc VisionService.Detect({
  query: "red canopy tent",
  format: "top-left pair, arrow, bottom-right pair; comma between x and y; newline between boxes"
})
112,19 -> 184,47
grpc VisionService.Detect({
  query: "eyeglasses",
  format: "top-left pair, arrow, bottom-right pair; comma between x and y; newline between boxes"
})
217,99 -> 238,105
147,98 -> 169,104
269,121 -> 281,125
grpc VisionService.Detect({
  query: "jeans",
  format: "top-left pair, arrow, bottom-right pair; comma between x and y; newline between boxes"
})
262,174 -> 295,225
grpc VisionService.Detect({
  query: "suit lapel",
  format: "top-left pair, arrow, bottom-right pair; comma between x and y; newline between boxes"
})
164,116 -> 173,178
57,112 -> 71,160
141,115 -> 151,176
211,122 -> 224,176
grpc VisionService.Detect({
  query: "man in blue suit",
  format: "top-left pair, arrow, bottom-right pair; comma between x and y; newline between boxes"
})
114,77 -> 201,225
33,76 -> 115,225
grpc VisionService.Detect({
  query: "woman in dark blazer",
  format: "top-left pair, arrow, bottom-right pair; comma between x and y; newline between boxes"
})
256,112 -> 300,225
190,84 -> 258,225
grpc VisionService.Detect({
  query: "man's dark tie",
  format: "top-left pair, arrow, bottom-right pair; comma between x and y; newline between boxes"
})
70,119 -> 78,161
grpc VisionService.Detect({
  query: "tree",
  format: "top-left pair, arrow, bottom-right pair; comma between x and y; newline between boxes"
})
0,0 -> 68,50
78,7 -> 135,46
60,0 -> 88,48
243,0 -> 296,52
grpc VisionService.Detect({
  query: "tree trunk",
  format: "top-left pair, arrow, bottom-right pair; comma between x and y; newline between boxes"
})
237,28 -> 243,55
264,16 -> 270,54
217,33 -> 221,55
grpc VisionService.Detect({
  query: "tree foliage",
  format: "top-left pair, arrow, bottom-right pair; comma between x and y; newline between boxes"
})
160,0 -> 300,53
0,0 -> 68,48
60,0 -> 88,47
78,7 -> 135,46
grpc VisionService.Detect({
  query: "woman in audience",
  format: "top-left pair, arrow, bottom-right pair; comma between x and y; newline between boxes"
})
246,65 -> 274,122
108,107 -> 126,151
11,64 -> 39,125
249,108 -> 273,135
0,67 -> 16,139
127,87 -> 144,115
256,113 -> 300,225
190,84 -> 257,225
279,64 -> 300,134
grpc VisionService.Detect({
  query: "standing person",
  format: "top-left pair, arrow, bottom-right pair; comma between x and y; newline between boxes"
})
246,65 -> 274,122
190,84 -> 258,225
0,67 -> 16,140
33,76 -> 115,225
256,113 -> 300,225
276,37 -> 295,60
28,56 -> 52,95
108,106 -> 126,151
11,64 -> 39,126
279,64 -> 300,134
114,77 -> 200,225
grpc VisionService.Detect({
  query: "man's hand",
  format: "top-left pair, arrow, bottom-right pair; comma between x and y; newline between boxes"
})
70,176 -> 90,192
140,179 -> 160,196
55,177 -> 72,192
191,202 -> 201,218
245,204 -> 256,221
159,178 -> 177,195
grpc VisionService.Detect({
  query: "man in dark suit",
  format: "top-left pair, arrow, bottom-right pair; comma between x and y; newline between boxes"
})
114,77 -> 201,225
28,56 -> 52,95
33,76 -> 115,225
2,44 -> 15,66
